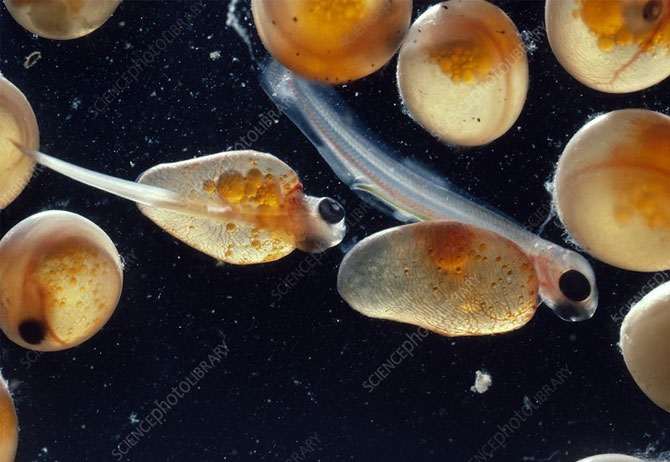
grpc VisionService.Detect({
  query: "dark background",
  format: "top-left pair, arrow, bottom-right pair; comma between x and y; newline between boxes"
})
1,1 -> 669,461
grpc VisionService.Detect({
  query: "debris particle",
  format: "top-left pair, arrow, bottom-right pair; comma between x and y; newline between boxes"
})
209,50 -> 221,61
23,51 -> 42,69
470,370 -> 492,394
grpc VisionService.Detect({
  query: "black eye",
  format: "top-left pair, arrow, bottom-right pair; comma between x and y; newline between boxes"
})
19,319 -> 46,345
318,198 -> 345,224
644,0 -> 662,21
559,270 -> 591,302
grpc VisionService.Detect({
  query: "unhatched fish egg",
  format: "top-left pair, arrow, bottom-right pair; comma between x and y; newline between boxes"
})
0,211 -> 123,351
3,0 -> 122,40
396,0 -> 528,146
0,373 -> 17,462
620,280 -> 670,412
553,109 -> 670,271
252,0 -> 412,84
576,456 -> 643,462
0,74 -> 38,209
546,0 -> 670,93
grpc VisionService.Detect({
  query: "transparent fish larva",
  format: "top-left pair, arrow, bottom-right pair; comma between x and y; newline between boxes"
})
0,211 -> 123,351
546,0 -> 670,93
0,75 -> 38,209
136,151 -> 346,264
620,281 -> 670,412
553,109 -> 670,271
262,59 -> 599,324
3,0 -> 122,40
0,374 -> 17,462
396,0 -> 528,146
337,221 -> 539,336
252,0 -> 412,84
18,147 -> 347,265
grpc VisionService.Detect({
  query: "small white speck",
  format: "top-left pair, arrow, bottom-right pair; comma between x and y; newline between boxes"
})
470,370 -> 492,394
209,51 -> 222,61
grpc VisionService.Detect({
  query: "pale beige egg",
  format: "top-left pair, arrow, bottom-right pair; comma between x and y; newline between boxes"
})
0,74 -> 38,209
620,281 -> 670,412
397,0 -> 528,146
546,0 -> 670,93
553,109 -> 670,271
0,211 -> 123,351
3,0 -> 122,40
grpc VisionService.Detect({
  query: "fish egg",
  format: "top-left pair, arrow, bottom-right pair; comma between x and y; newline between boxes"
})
3,0 -> 122,40
0,374 -> 17,462
0,75 -> 38,209
620,280 -> 670,412
553,109 -> 670,271
396,0 -> 528,146
252,0 -> 412,84
576,456 -> 643,462
546,0 -> 670,93
0,211 -> 123,351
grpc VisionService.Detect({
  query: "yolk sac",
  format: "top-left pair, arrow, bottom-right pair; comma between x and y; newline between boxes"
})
553,109 -> 670,271
0,75 -> 39,209
396,0 -> 528,147
0,374 -> 18,462
337,221 -> 539,337
0,210 -> 123,351
546,0 -> 670,93
3,0 -> 122,40
252,0 -> 412,84
620,281 -> 670,413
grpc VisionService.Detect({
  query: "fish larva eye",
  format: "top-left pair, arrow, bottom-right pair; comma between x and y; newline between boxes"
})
558,270 -> 591,302
318,198 -> 345,224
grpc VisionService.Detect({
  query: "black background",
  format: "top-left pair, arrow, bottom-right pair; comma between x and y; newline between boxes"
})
1,1 -> 669,461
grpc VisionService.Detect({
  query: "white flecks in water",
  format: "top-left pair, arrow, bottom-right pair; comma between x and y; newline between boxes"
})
226,0 -> 255,62
129,412 -> 139,424
72,97 -> 82,110
209,50 -> 221,61
521,30 -> 541,54
470,370 -> 492,394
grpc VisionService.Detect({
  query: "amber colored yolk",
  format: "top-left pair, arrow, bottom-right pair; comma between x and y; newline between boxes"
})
34,241 -> 115,344
203,168 -> 303,261
299,0 -> 369,36
576,0 -> 670,52
421,226 -> 478,279
406,224 -> 537,333
67,0 -> 84,14
430,40 -> 496,84
214,168 -> 294,210
607,121 -> 670,229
